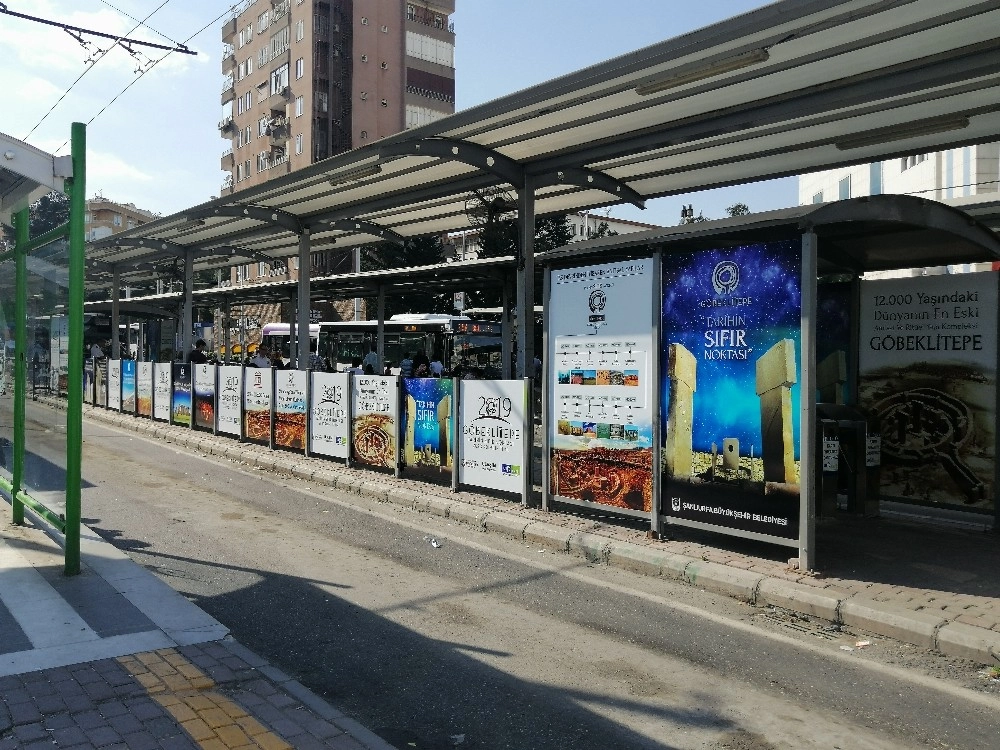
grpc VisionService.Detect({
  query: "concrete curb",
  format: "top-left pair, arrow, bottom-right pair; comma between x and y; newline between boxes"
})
79,403 -> 1000,665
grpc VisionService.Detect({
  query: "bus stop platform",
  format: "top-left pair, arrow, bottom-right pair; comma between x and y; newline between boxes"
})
0,518 -> 397,749
71,401 -> 1000,669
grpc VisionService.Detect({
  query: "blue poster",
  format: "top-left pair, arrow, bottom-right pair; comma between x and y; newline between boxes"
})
121,360 -> 136,413
661,241 -> 801,539
171,363 -> 192,426
402,377 -> 453,478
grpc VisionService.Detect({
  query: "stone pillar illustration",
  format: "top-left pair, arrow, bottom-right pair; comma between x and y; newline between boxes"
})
406,394 -> 417,463
438,394 -> 452,469
665,343 -> 696,478
817,350 -> 846,404
756,339 -> 798,483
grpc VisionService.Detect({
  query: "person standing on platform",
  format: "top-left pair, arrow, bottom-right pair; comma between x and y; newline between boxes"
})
187,339 -> 209,364
429,352 -> 445,378
249,345 -> 271,368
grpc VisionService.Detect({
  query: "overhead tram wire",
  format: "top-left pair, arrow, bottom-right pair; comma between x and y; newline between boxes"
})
51,3 -> 242,155
15,0 -> 176,141
98,0 -> 186,48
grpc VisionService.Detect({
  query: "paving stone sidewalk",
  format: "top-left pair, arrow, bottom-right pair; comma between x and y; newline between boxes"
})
79,403 -> 1000,664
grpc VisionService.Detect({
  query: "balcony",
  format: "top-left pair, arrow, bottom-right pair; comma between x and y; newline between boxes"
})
218,116 -> 235,133
222,45 -> 236,72
268,126 -> 289,147
271,0 -> 290,21
221,174 -> 234,193
222,17 -> 237,43
221,148 -> 234,170
221,78 -> 234,105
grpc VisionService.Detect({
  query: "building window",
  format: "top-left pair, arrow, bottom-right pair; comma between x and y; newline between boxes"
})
259,117 -> 269,137
838,175 -> 851,200
238,60 -> 246,80
84,213 -> 91,223
270,62 -> 289,95
296,19 -> 304,41
380,98 -> 388,107
811,191 -> 823,204
359,91 -> 367,100
113,214 -> 122,226
257,11 -> 270,33
380,61 -> 388,69
381,24 -> 388,33
247,57 -> 253,75
361,16 -> 368,25
360,54 -> 368,62
295,57 -> 304,79
316,91 -> 327,112
127,219 -> 136,229
870,162 -> 882,196
360,130 -> 368,140
901,154 -> 927,171
295,96 -> 303,116
295,134 -> 303,155
406,4 -> 415,21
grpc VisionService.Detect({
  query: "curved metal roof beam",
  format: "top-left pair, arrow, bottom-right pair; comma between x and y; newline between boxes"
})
378,137 -> 524,188
534,167 -> 646,210
316,218 -> 405,245
110,237 -> 189,257
188,204 -> 304,234
198,244 -> 275,264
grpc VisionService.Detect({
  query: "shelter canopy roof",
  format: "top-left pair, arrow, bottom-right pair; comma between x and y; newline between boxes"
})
85,0 -> 1000,285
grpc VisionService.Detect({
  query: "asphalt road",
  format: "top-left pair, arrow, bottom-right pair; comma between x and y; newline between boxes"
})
71,415 -> 1000,750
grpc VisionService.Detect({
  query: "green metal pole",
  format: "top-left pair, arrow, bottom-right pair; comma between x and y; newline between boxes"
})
64,123 -> 86,576
12,208 -> 28,525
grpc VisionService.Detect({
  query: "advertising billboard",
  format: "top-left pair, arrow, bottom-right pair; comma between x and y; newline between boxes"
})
274,369 -> 308,450
217,366 -> 242,436
459,379 -> 526,493
243,367 -> 272,443
310,372 -> 350,459
121,359 -> 136,413
351,375 -> 397,469
547,258 -> 655,514
171,364 -> 192,426
153,363 -> 171,421
136,362 -> 152,417
858,272 -> 997,511
193,364 -> 216,431
660,241 -> 802,540
402,377 -> 453,478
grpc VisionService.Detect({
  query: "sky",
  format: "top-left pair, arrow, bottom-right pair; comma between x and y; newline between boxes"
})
0,0 -> 798,228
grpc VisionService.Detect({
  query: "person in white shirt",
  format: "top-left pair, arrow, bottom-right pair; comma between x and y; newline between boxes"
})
429,352 -> 444,377
249,345 -> 271,368
362,344 -> 379,372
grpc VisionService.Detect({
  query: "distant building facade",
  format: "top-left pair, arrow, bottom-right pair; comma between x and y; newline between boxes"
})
220,0 -> 456,196
85,197 -> 157,242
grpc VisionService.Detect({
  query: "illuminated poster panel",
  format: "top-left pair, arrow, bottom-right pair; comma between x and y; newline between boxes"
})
402,377 -> 453,479
171,364 -> 192,426
310,372 -> 350,459
859,272 -> 997,512
459,379 -> 526,493
121,360 -> 136,413
193,364 -> 216,431
243,367 -> 271,443
274,369 -> 308,450
107,360 -> 121,411
152,363 -> 171,421
351,375 -> 397,469
216,366 -> 242,436
660,241 -> 802,540
547,258 -> 655,515
95,359 -> 107,408
136,362 -> 153,417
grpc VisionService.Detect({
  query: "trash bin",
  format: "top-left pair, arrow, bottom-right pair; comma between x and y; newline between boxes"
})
816,404 -> 881,517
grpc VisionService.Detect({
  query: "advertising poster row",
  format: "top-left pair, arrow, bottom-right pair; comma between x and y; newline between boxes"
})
546,247 -> 998,544
85,362 -> 528,497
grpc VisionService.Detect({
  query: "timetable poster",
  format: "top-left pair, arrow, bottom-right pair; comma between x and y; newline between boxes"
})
660,241 -> 802,540
152,363 -> 171,421
402,377 -> 453,479
136,362 -> 153,416
171,364 -> 192,426
547,258 -> 655,513
193,364 -> 216,431
217,366 -> 243,436
95,359 -> 107,408
121,360 -> 136,413
459,379 -> 526,493
858,272 -> 997,511
310,372 -> 350,459
243,367 -> 272,443
351,375 -> 397,469
274,369 -> 308,450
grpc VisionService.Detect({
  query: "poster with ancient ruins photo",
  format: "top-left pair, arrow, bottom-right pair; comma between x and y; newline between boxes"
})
351,375 -> 397,470
547,258 -> 655,515
402,377 -> 453,480
858,272 -> 997,512
660,241 -> 802,540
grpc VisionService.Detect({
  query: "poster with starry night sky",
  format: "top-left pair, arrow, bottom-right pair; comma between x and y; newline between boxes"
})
660,240 -> 802,540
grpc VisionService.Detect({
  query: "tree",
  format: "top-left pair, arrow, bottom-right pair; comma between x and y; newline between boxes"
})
359,235 -> 453,317
1,190 -> 70,248
725,202 -> 751,217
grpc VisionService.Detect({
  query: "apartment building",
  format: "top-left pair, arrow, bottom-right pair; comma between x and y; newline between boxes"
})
219,0 -> 456,196
85,196 -> 157,242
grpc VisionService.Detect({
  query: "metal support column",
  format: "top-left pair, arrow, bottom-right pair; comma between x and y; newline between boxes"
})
288,291 -> 297,365
11,208 -> 28,526
64,121 -> 86,575
376,285 -> 385,372
501,276 -> 513,379
515,174 -> 535,378
799,231 -> 818,572
297,229 -> 311,370
111,266 -> 121,359
181,250 -> 194,358
224,297 -> 232,364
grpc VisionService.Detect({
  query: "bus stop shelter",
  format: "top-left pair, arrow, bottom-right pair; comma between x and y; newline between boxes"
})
536,194 -> 1000,569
